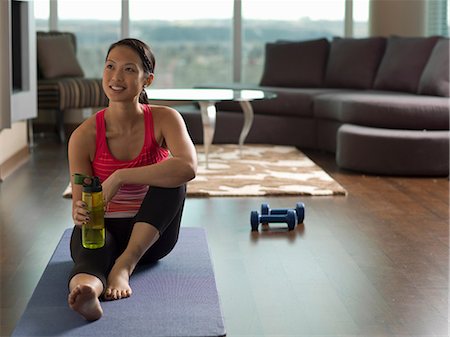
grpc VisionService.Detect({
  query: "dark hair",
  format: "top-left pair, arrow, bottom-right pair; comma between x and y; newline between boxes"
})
106,38 -> 155,104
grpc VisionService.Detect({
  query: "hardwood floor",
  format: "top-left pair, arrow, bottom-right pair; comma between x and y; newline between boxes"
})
1,139 -> 448,337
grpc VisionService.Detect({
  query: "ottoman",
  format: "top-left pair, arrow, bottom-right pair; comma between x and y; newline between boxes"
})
336,124 -> 450,176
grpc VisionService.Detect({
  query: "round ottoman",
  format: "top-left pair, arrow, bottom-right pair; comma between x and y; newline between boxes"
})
336,124 -> 450,176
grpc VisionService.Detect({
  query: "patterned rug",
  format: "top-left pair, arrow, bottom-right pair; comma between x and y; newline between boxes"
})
188,144 -> 346,197
62,144 -> 347,198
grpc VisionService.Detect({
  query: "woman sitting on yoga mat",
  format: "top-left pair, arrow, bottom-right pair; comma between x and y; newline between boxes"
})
67,38 -> 197,321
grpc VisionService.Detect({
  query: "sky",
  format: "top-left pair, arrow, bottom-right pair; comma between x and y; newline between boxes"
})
34,0 -> 370,22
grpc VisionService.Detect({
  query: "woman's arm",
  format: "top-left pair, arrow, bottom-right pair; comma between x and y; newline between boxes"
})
103,106 -> 197,198
68,117 -> 96,226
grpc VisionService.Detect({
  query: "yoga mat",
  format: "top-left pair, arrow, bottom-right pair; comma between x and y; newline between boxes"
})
12,228 -> 226,337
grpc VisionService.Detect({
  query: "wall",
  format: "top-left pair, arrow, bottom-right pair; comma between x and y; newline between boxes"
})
11,0 -> 37,123
0,121 -> 28,181
0,0 -> 11,129
0,121 -> 27,164
0,0 -> 36,181
369,0 -> 427,36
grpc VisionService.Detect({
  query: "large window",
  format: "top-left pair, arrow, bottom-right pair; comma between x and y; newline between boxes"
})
34,0 -> 49,31
58,0 -> 121,78
353,0 -> 370,37
427,0 -> 449,36
130,0 -> 233,88
242,0 -> 347,84
34,0 -> 375,86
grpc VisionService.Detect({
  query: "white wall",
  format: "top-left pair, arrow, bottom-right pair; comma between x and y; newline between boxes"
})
369,0 -> 427,36
0,121 -> 27,165
0,0 -> 37,171
12,0 -> 37,122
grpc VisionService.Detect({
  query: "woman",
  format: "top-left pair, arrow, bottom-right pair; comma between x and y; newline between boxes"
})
67,38 -> 197,321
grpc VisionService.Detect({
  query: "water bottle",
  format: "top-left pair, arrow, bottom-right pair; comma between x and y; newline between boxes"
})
73,174 -> 105,249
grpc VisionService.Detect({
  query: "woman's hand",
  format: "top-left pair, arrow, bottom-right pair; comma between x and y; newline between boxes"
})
101,170 -> 123,204
72,200 -> 90,227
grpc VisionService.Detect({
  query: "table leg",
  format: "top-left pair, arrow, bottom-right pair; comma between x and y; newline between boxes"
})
238,100 -> 254,153
199,101 -> 217,169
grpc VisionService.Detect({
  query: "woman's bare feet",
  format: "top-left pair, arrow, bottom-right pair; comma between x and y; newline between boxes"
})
68,284 -> 103,321
104,258 -> 133,301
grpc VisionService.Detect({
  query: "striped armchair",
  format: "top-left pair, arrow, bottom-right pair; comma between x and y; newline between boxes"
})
37,31 -> 108,142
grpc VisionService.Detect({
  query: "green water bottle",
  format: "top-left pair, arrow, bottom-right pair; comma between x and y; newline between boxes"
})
74,174 -> 105,249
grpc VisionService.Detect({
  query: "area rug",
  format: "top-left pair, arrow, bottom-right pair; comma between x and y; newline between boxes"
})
62,144 -> 346,198
189,144 -> 346,197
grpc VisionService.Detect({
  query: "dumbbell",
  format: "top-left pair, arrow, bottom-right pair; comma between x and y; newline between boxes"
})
250,209 -> 297,231
261,202 -> 305,224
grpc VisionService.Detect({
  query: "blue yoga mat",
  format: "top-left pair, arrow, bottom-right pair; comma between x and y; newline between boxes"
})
12,228 -> 226,337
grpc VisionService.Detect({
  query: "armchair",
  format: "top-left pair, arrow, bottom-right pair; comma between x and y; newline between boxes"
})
36,31 -> 108,142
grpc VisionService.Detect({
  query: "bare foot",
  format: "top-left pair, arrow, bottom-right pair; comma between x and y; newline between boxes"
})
68,284 -> 103,321
104,260 -> 133,301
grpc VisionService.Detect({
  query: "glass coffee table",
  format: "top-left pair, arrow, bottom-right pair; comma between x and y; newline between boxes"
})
146,88 -> 276,168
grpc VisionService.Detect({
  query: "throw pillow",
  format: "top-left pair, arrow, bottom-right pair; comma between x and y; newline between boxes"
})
373,36 -> 439,93
259,38 -> 329,88
324,37 -> 386,89
418,38 -> 449,97
37,34 -> 84,79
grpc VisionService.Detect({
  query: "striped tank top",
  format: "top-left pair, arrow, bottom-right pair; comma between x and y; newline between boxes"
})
92,104 -> 169,218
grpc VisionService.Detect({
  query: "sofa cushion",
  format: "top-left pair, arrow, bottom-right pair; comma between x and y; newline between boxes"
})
373,36 -> 439,93
314,91 -> 450,130
418,38 -> 450,97
324,37 -> 386,89
37,34 -> 84,79
259,39 -> 329,88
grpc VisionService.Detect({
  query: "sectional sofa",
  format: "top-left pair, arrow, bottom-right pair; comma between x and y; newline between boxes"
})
181,36 -> 449,176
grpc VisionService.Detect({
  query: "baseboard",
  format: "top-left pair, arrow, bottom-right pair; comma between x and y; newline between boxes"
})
0,146 -> 30,182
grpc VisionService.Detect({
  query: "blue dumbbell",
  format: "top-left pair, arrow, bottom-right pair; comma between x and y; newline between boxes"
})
261,202 -> 305,224
250,209 -> 297,231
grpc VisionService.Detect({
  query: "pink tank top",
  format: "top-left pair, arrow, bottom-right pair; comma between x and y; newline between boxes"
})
92,104 -> 169,218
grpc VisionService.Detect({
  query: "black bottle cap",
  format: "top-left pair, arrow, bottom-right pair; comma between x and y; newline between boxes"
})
83,176 -> 102,193
73,174 -> 102,193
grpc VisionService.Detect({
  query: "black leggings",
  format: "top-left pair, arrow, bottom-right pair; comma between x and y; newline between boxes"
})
69,185 -> 186,290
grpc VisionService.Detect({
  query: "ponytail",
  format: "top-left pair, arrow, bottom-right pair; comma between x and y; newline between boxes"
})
139,89 -> 150,104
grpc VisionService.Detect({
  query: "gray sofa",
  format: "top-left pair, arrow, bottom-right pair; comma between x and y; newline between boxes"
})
180,36 -> 450,176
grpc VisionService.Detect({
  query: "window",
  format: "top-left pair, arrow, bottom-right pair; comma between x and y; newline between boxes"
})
427,0 -> 449,36
34,0 -> 49,31
58,0 -> 121,78
35,0 -> 363,85
353,0 -> 370,37
130,0 -> 233,88
242,0 -> 346,84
